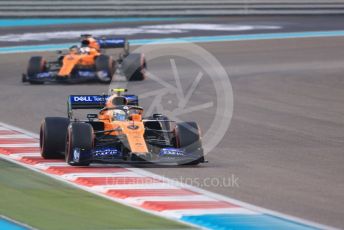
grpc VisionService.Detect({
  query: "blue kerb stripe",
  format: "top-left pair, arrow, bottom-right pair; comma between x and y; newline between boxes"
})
181,214 -> 319,230
0,218 -> 28,230
0,17 -> 185,27
1,30 -> 344,54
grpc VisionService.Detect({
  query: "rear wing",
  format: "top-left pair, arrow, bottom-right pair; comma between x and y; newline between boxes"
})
67,94 -> 138,118
96,38 -> 127,49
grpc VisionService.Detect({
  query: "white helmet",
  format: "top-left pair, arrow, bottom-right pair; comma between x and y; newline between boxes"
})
80,47 -> 90,54
113,109 -> 126,121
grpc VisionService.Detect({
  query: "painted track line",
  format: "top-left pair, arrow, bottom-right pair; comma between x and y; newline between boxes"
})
1,30 -> 344,54
0,122 -> 337,230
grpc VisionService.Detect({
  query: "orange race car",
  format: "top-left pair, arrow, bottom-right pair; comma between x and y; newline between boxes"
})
39,89 -> 205,166
22,35 -> 147,84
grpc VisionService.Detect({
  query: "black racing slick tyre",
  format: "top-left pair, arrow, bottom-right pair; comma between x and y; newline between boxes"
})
122,53 -> 146,81
27,56 -> 46,84
40,117 -> 69,159
95,55 -> 114,83
175,122 -> 204,165
66,123 -> 93,166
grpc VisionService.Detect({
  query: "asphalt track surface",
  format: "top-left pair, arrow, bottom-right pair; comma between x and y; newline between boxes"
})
0,16 -> 343,229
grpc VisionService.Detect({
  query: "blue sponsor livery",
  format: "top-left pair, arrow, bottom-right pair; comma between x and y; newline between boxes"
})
93,147 -> 123,159
78,71 -> 96,78
36,72 -> 52,78
159,148 -> 185,157
97,38 -> 126,49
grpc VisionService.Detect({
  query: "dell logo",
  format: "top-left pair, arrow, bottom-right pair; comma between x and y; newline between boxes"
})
74,96 -> 92,102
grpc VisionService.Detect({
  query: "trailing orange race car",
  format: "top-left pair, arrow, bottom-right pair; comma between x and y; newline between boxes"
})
39,88 -> 205,166
22,35 -> 147,84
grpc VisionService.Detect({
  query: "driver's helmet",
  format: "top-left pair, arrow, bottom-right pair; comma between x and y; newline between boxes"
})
69,45 -> 79,54
80,47 -> 90,54
81,36 -> 100,50
81,39 -> 90,47
88,38 -> 100,50
113,109 -> 126,121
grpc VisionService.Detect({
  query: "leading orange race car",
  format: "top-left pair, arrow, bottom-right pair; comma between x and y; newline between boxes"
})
39,89 -> 205,166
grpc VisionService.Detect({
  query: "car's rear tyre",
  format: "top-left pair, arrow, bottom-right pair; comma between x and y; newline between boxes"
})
95,55 -> 114,83
27,56 -> 46,85
174,122 -> 204,165
40,117 -> 69,159
122,53 -> 146,81
66,123 -> 93,166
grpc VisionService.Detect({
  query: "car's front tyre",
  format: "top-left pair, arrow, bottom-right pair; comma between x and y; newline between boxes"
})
27,56 -> 46,85
65,123 -> 93,166
40,117 -> 69,159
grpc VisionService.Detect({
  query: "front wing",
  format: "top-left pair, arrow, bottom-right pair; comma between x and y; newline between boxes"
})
71,146 -> 205,165
22,70 -> 103,84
